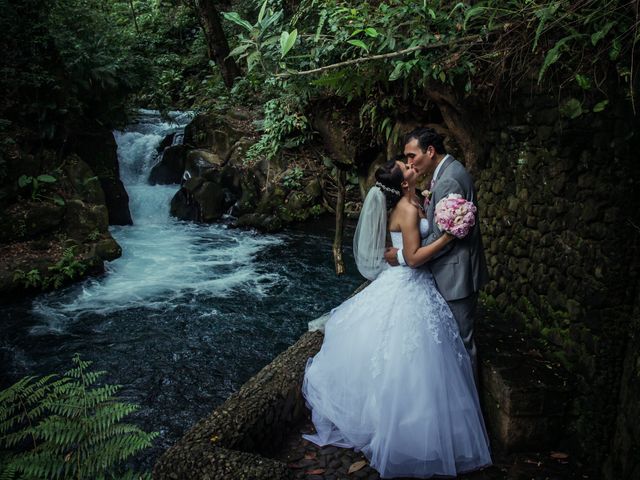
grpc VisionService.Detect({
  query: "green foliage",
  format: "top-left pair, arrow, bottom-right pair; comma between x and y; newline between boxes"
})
12,247 -> 86,290
280,29 -> 299,58
46,247 -> 87,289
0,0 -> 149,137
309,204 -> 325,217
559,98 -> 583,120
245,90 -> 313,166
0,353 -> 157,479
12,269 -> 42,289
125,1 -> 205,110
17,174 -> 64,205
221,0 -> 639,124
282,167 -> 304,190
223,0 -> 285,74
87,229 -> 102,242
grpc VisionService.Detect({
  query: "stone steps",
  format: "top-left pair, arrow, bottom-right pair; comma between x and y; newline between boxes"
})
478,318 -> 571,453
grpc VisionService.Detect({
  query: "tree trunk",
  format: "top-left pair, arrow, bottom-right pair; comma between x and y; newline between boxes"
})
333,170 -> 347,275
426,83 -> 483,175
194,0 -> 241,88
127,0 -> 140,34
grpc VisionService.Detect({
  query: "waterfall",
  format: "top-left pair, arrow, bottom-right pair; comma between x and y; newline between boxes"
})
32,110 -> 284,319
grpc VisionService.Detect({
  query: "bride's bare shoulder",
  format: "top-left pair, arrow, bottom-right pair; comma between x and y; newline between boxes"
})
390,198 -> 418,229
394,198 -> 419,216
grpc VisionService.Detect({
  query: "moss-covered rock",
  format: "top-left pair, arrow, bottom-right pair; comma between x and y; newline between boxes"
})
236,213 -> 283,233
66,123 -> 132,225
149,145 -> 188,185
64,199 -> 109,242
0,202 -> 65,244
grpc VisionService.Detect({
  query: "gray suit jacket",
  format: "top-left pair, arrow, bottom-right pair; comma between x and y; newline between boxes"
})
425,155 -> 489,301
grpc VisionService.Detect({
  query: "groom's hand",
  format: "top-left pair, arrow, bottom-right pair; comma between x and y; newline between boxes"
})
384,247 -> 399,266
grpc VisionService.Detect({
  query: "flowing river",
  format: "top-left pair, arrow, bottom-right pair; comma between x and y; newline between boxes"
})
0,110 -> 363,470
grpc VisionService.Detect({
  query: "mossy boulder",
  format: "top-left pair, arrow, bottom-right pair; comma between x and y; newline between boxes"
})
236,213 -> 283,233
149,145 -> 188,185
183,113 -> 242,161
64,199 -> 109,242
170,175 -> 235,223
66,123 -> 132,225
63,155 -> 106,204
0,202 -> 65,244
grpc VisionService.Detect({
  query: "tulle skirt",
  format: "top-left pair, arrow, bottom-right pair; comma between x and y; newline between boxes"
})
301,266 -> 492,478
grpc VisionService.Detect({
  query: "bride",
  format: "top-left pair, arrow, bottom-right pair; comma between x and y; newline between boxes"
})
301,158 -> 492,478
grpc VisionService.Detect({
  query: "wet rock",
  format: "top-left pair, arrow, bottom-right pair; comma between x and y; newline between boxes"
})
170,175 -> 230,223
194,181 -> 226,222
187,148 -> 225,168
149,145 -> 188,185
236,213 -> 283,233
67,124 -> 132,225
64,199 -> 109,242
93,237 -> 122,261
310,100 -> 377,169
157,132 -> 176,153
183,113 -> 242,161
304,178 -> 322,202
227,137 -> 256,167
63,154 -> 105,204
286,191 -> 313,212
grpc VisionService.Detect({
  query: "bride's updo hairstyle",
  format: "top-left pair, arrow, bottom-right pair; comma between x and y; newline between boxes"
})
374,158 -> 404,210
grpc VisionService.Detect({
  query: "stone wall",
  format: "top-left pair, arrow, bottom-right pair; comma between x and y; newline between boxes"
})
474,91 -> 640,467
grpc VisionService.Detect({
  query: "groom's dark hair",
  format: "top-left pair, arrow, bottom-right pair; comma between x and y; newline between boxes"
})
404,127 -> 446,155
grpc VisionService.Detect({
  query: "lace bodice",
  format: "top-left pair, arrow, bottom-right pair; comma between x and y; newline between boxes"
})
390,218 -> 429,249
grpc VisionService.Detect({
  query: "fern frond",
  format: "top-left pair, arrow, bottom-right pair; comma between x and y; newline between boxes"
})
0,355 -> 157,479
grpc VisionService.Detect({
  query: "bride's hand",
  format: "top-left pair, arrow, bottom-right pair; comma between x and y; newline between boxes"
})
442,232 -> 456,242
384,247 -> 399,266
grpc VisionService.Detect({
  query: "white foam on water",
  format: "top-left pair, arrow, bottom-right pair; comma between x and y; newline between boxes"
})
31,110 -> 284,329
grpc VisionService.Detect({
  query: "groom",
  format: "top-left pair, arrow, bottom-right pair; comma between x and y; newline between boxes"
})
384,127 -> 488,382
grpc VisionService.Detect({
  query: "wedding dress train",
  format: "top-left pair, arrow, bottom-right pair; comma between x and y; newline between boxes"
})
302,219 -> 491,478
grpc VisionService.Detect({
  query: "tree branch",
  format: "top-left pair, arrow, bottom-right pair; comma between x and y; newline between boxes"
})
276,35 -> 482,77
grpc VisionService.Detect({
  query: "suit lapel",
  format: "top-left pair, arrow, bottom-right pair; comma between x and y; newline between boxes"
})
427,155 -> 456,225
435,155 -> 455,183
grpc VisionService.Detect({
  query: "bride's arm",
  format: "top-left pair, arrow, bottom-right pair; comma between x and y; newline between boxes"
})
396,204 -> 454,268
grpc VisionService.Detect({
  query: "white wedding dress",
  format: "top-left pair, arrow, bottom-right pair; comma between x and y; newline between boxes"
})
302,219 -> 492,478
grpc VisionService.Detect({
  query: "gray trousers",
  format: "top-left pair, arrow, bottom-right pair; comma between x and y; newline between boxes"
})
446,292 -> 479,385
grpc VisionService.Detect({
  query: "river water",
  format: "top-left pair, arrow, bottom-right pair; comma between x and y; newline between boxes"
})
0,110 -> 363,470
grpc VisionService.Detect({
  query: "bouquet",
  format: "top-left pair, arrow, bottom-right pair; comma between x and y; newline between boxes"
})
434,194 -> 477,238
